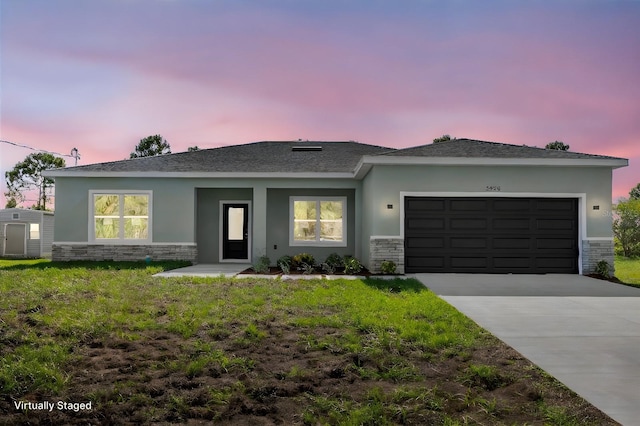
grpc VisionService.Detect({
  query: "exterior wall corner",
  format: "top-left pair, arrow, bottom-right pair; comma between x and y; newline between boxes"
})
368,236 -> 404,274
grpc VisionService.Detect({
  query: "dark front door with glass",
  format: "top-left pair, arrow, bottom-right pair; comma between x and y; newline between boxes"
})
222,203 -> 249,260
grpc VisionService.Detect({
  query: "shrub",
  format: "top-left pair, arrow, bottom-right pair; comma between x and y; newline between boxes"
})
277,255 -> 292,274
292,253 -> 315,269
301,263 -> 316,274
343,256 -> 363,275
324,252 -> 344,269
380,260 -> 397,274
595,260 -> 611,278
321,262 -> 336,274
252,255 -> 270,274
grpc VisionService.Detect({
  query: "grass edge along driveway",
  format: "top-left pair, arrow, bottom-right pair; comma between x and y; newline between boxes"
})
0,260 -> 616,425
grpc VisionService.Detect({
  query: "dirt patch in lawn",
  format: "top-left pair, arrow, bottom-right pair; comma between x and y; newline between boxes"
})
3,333 -> 616,425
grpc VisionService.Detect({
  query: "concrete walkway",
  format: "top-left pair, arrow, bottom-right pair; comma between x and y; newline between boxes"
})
154,263 -> 251,277
413,274 -> 640,426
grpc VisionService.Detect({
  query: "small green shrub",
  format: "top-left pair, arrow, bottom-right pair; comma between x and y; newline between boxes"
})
277,255 -> 292,274
343,256 -> 363,275
321,262 -> 336,274
302,263 -> 316,274
252,255 -> 270,274
380,260 -> 397,274
324,252 -> 344,269
595,260 -> 611,278
292,253 -> 315,269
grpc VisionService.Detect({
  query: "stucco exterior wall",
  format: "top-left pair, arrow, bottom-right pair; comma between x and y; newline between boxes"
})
266,188 -> 357,264
360,164 -> 615,274
196,188 -> 253,263
52,177 -> 197,243
361,165 -> 614,238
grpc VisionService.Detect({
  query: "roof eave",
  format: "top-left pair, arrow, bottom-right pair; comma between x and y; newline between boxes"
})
356,156 -> 629,170
42,171 -> 356,179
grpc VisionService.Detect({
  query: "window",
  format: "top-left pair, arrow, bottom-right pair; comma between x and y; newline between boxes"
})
90,191 -> 151,242
29,224 -> 40,239
290,197 -> 346,246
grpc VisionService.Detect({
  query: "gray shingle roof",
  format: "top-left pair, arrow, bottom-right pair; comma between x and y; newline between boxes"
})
61,141 -> 393,173
379,138 -> 625,160
51,138 -> 626,175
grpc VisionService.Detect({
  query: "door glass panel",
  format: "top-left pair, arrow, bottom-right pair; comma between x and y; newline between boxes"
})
228,207 -> 245,240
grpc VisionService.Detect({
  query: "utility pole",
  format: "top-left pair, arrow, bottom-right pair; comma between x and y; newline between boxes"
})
70,147 -> 81,166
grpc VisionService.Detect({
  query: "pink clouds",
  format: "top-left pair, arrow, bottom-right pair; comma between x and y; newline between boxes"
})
1,0 -> 639,207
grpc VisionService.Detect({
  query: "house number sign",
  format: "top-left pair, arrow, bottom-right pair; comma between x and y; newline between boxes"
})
485,185 -> 501,192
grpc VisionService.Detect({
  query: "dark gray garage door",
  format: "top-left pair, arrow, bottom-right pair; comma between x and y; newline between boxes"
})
404,197 -> 578,274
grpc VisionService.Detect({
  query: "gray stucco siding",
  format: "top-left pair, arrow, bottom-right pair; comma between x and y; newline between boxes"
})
196,188 -> 253,263
266,188 -> 357,264
52,177 -> 196,243
361,165 -> 615,239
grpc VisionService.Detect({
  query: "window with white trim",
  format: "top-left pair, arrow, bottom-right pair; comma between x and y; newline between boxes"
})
90,191 -> 151,242
290,197 -> 346,246
29,224 -> 40,239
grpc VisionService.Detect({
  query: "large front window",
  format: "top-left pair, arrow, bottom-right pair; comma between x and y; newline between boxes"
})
290,197 -> 346,246
91,191 -> 151,242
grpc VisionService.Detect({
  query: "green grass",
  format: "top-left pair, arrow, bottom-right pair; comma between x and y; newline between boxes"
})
615,256 -> 640,286
0,259 -> 612,424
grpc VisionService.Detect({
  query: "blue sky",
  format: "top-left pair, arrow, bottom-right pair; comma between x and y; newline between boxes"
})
1,0 -> 638,205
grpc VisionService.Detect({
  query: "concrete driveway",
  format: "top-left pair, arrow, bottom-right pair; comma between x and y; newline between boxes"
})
412,274 -> 640,426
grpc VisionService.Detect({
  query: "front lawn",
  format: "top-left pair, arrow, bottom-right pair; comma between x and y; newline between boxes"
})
0,260 -> 614,424
615,256 -> 640,286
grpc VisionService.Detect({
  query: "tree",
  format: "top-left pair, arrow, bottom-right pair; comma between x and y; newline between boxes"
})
613,198 -> 640,257
629,183 -> 640,200
187,146 -> 200,152
5,197 -> 17,208
4,152 -> 66,210
545,141 -> 570,151
433,134 -> 453,143
130,134 -> 171,158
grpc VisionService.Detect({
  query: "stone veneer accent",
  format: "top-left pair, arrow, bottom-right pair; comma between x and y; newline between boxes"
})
52,244 -> 197,263
369,237 -> 405,274
581,239 -> 615,275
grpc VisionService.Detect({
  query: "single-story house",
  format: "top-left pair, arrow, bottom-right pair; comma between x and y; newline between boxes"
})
0,208 -> 54,258
43,138 -> 628,274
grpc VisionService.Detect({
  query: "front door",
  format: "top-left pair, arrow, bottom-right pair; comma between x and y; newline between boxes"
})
4,223 -> 27,256
221,202 -> 250,261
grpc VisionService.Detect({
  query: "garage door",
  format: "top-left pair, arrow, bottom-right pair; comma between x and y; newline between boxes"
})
404,197 -> 578,274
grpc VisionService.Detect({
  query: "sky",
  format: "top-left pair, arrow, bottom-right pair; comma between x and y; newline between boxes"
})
1,0 -> 638,207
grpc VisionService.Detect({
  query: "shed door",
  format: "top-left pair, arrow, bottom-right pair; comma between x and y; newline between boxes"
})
4,223 -> 27,256
404,197 -> 579,274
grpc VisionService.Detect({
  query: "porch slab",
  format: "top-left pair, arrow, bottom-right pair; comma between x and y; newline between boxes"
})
154,263 -> 251,278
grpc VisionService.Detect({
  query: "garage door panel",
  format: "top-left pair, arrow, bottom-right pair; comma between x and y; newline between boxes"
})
407,218 -> 445,230
450,237 -> 487,249
492,238 -> 531,249
450,257 -> 488,268
493,218 -> 531,230
536,257 -> 577,269
493,199 -> 531,211
450,218 -> 487,229
405,197 -> 578,274
450,199 -> 488,211
536,218 -> 575,230
406,256 -> 444,269
406,199 -> 445,211
406,237 -> 444,248
536,238 -> 576,250
535,199 -> 576,211
493,257 -> 532,269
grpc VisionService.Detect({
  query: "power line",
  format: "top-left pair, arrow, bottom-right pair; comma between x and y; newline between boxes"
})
1,139 -> 80,162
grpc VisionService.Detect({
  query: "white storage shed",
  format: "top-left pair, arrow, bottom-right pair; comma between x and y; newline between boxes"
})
0,208 -> 54,258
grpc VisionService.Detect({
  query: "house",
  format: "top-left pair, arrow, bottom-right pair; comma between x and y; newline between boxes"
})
0,208 -> 54,258
43,139 -> 628,274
